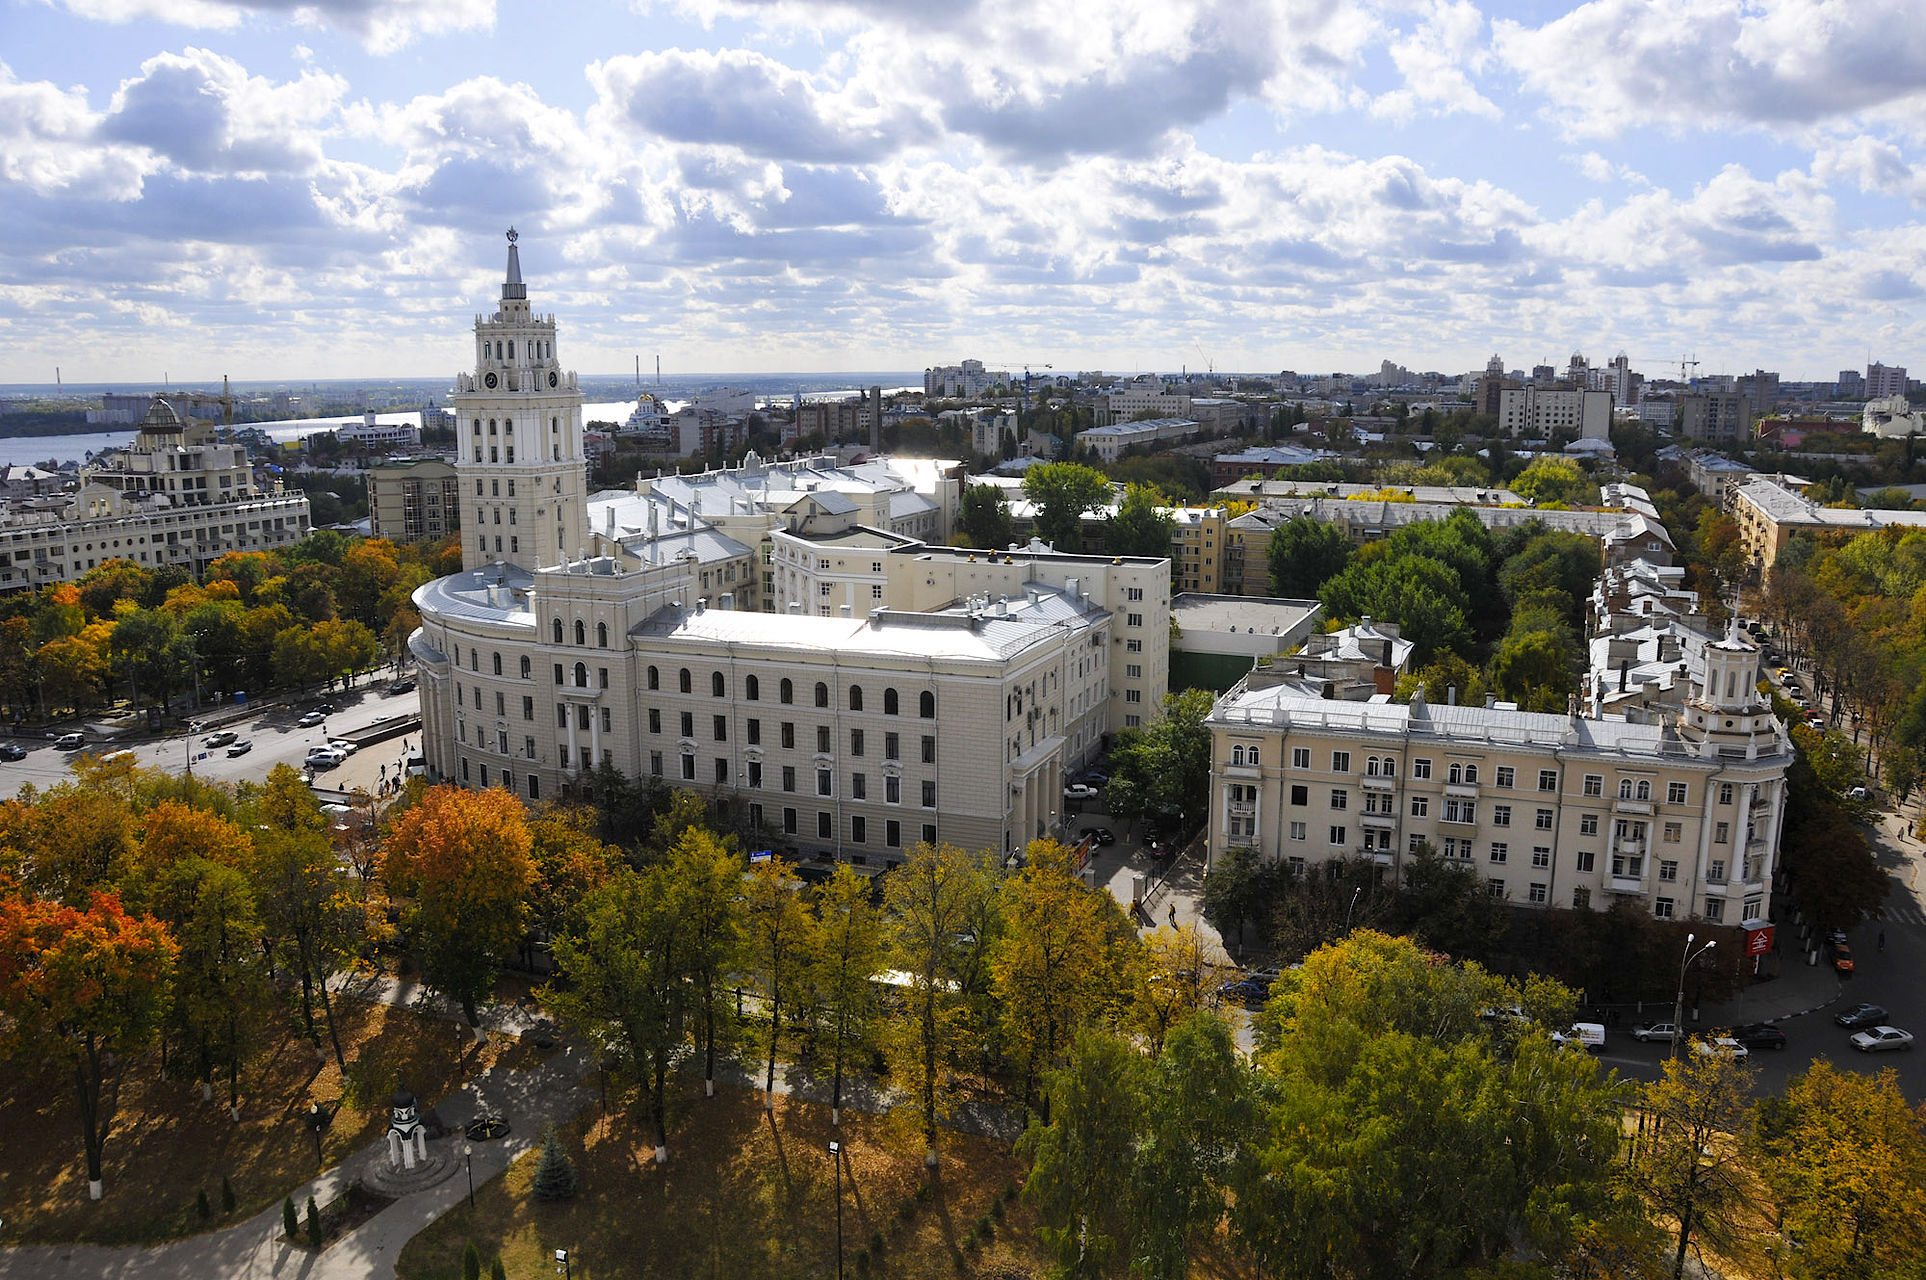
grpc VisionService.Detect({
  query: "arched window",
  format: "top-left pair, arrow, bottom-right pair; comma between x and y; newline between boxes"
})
746,675 -> 760,701
597,622 -> 609,649
1463,764 -> 1478,783
712,672 -> 725,698
573,620 -> 586,646
1249,747 -> 1260,766
679,668 -> 692,694
647,666 -> 659,691
780,678 -> 794,704
849,685 -> 864,712
520,656 -> 531,679
1448,763 -> 1463,784
884,688 -> 900,716
1636,779 -> 1651,801
552,618 -> 563,644
573,662 -> 587,688
492,653 -> 502,676
1619,779 -> 1634,799
814,682 -> 829,708
919,690 -> 935,719
507,340 -> 514,359
1231,745 -> 1245,766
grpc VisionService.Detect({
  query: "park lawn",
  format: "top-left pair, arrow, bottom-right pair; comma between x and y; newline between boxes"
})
397,1080 -> 1054,1280
0,989 -> 541,1245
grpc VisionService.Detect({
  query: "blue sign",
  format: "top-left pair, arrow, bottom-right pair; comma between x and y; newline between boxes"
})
749,850 -> 772,863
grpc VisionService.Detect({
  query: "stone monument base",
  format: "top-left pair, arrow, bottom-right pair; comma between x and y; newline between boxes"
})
362,1147 -> 459,1198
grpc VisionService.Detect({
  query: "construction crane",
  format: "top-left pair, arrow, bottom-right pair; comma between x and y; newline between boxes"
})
1633,355 -> 1701,384
981,359 -> 1055,420
154,375 -> 239,441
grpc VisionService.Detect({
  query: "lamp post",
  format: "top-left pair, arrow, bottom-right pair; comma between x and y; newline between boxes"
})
463,1142 -> 474,1209
1672,932 -> 1717,1059
555,1247 -> 571,1279
1344,886 -> 1363,934
828,1139 -> 844,1280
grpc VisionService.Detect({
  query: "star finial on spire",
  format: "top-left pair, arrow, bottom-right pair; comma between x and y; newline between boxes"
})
506,226 -> 518,245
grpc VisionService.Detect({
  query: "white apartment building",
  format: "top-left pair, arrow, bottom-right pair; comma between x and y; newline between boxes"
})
1495,386 -> 1613,440
1074,417 -> 1199,463
924,360 -> 1010,398
1868,363 -> 1909,399
1207,631 -> 1790,923
413,234 -> 1170,859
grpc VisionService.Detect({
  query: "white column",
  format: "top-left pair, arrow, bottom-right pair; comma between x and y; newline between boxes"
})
567,703 -> 580,775
590,703 -> 602,767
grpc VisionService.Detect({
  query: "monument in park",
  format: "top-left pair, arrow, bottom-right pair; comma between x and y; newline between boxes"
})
386,1083 -> 429,1171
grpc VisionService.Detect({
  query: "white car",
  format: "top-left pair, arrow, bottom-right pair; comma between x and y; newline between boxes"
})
328,739 -> 358,756
1850,1026 -> 1915,1053
1550,1022 -> 1607,1053
1063,783 -> 1099,801
202,730 -> 237,748
1691,1036 -> 1750,1061
304,747 -> 345,769
297,711 -> 326,728
1846,786 -> 1871,802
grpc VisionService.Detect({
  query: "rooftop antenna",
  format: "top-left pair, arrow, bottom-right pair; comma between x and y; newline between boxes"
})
55,366 -> 61,396
656,355 -> 661,389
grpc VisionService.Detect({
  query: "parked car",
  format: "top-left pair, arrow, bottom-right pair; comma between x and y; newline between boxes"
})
1692,1036 -> 1750,1061
404,754 -> 427,779
1835,1002 -> 1889,1028
52,732 -> 84,750
0,743 -> 25,761
1851,1026 -> 1915,1053
226,739 -> 253,757
1730,1022 -> 1788,1051
1847,786 -> 1871,802
328,739 -> 358,756
1087,828 -> 1115,846
1063,783 -> 1098,801
203,730 -> 237,748
1082,771 -> 1109,786
1631,1021 -> 1681,1044
304,747 -> 345,769
297,711 -> 326,728
315,703 -> 335,715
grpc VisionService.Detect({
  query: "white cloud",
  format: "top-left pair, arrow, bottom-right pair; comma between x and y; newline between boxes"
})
98,47 -> 345,176
53,0 -> 493,53
1371,0 -> 1499,122
1495,0 -> 1926,138
1813,135 -> 1926,203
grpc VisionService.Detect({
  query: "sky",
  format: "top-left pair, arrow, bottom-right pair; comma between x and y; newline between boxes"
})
2,0 -> 1925,387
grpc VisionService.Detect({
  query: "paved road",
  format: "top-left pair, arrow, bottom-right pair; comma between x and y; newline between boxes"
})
2,685 -> 421,800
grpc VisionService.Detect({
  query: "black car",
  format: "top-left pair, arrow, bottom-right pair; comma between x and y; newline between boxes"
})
0,743 -> 25,761
1731,1022 -> 1788,1051
388,679 -> 416,695
1835,1002 -> 1889,1029
1088,828 -> 1115,846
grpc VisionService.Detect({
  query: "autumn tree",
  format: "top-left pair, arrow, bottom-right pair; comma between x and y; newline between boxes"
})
1130,923 -> 1226,1054
991,840 -> 1139,1110
0,885 -> 177,1199
1630,1046 -> 1755,1279
743,858 -> 816,1111
883,841 -> 997,1167
0,785 -> 138,906
1752,1060 -> 1926,1278
158,858 -> 271,1115
809,864 -> 885,1125
382,785 -> 535,1035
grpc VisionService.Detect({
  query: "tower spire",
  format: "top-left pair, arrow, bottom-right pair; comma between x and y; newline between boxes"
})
503,226 -> 526,301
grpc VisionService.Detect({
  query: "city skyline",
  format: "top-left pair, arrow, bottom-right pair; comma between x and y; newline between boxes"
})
3,0 -> 1924,385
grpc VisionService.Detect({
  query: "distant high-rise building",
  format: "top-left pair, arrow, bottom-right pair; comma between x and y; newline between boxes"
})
1531,364 -> 1557,386
1868,363 -> 1909,399
1838,369 -> 1865,398
1737,369 -> 1780,417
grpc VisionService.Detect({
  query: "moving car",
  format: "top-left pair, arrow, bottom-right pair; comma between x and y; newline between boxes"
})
226,739 -> 253,757
1692,1036 -> 1750,1061
1063,783 -> 1098,801
1550,1022 -> 1607,1053
203,730 -> 237,748
328,739 -> 358,756
0,743 -> 24,761
304,747 -> 345,769
1631,1021 -> 1682,1044
1832,941 -> 1856,974
1850,1026 -> 1915,1053
1730,1022 -> 1788,1051
1086,828 -> 1115,846
297,711 -> 326,728
387,678 -> 416,695
1835,1002 -> 1888,1028
53,732 -> 84,750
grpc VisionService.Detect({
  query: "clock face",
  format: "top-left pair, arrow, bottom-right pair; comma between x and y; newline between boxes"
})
484,372 -> 498,389
548,370 -> 558,388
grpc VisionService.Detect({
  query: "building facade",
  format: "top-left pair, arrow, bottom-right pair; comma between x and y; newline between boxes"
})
368,458 -> 461,542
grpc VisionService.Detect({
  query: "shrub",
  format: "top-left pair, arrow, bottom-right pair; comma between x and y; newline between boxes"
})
990,1196 -> 1004,1220
1002,1180 -> 1018,1202
868,1229 -> 885,1255
195,1189 -> 211,1219
977,1213 -> 995,1240
854,1248 -> 871,1274
531,1127 -> 579,1202
914,1181 -> 933,1202
490,1258 -> 508,1280
221,1176 -> 236,1214
462,1241 -> 482,1280
305,1196 -> 323,1249
282,1196 -> 298,1240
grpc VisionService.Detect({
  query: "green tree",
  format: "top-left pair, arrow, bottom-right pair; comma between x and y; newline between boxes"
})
250,825 -> 362,1069
530,1127 -> 579,1201
1022,462 -> 1111,552
810,864 -> 886,1125
1266,516 -> 1352,597
744,857 -> 816,1111
1511,456 -> 1598,506
883,841 -> 996,1168
1397,653 -> 1486,706
158,857 -> 271,1116
1630,1047 -> 1755,1279
1105,483 -> 1176,559
1397,847 -> 1507,966
1106,688 -> 1216,833
1019,1027 -> 1151,1280
661,827 -> 742,1100
1488,628 -> 1578,712
1752,1060 -> 1926,1278
957,483 -> 1014,550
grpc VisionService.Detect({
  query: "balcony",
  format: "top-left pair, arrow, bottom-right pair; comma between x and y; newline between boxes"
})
1609,875 -> 1646,893
1613,839 -> 1648,858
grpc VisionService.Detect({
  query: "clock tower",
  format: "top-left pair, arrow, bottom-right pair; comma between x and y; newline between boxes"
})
452,229 -> 587,572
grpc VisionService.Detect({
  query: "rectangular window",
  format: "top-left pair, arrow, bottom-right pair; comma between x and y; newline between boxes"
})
921,780 -> 936,807
1583,773 -> 1603,797
851,729 -> 864,757
1715,822 -> 1730,844
1572,886 -> 1591,909
1127,613 -> 1142,627
886,775 -> 901,804
1329,789 -> 1348,811
921,735 -> 935,764
817,769 -> 832,797
1489,842 -> 1508,863
1126,664 -> 1142,678
495,691 -> 506,715
782,723 -> 795,750
853,773 -> 866,799
1654,897 -> 1675,920
1496,766 -> 1515,788
1125,689 -> 1141,703
818,811 -> 832,839
1708,859 -> 1726,882
1126,639 -> 1142,653
1289,822 -> 1307,841
1580,814 -> 1599,836
1575,849 -> 1595,872
1659,859 -> 1678,882
783,807 -> 798,835
817,725 -> 831,753
679,711 -> 694,737
1127,586 -> 1144,601
886,820 -> 901,847
852,816 -> 867,843
1409,796 -> 1428,818
748,718 -> 761,745
681,753 -> 695,780
650,751 -> 663,776
1528,882 -> 1547,904
524,735 -> 535,759
1488,878 -> 1505,898
1667,781 -> 1688,805
1532,846 -> 1551,868
749,762 -> 762,788
558,704 -> 570,728
1412,758 -> 1432,780
1444,798 -> 1475,823
1535,808 -> 1554,831
1331,751 -> 1351,773
885,733 -> 899,760
714,715 -> 728,742
782,766 -> 796,793
553,663 -> 563,685
715,759 -> 728,784
1704,897 -> 1724,922
601,707 -> 612,734
1492,804 -> 1511,827
1292,747 -> 1310,769
1328,826 -> 1347,845
1538,769 -> 1558,791
1663,821 -> 1682,843
1290,785 -> 1308,806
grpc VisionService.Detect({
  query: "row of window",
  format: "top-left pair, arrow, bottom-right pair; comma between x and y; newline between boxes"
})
1232,743 -> 1751,807
648,752 -> 937,806
644,666 -> 937,716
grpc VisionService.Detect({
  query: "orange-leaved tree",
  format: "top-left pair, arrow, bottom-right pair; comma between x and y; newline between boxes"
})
382,785 -> 534,1036
0,881 -> 176,1199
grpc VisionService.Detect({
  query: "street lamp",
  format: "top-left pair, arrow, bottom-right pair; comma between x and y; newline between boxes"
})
828,1139 -> 845,1280
1672,932 -> 1717,1059
1344,886 -> 1363,934
463,1142 -> 474,1210
555,1247 -> 571,1279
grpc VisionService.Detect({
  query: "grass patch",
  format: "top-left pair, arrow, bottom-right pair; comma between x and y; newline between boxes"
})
0,985 -> 543,1245
396,1079 -> 1051,1280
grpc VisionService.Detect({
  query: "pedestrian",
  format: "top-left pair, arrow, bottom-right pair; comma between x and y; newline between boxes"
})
1168,904 -> 1177,927
1879,929 -> 1887,951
